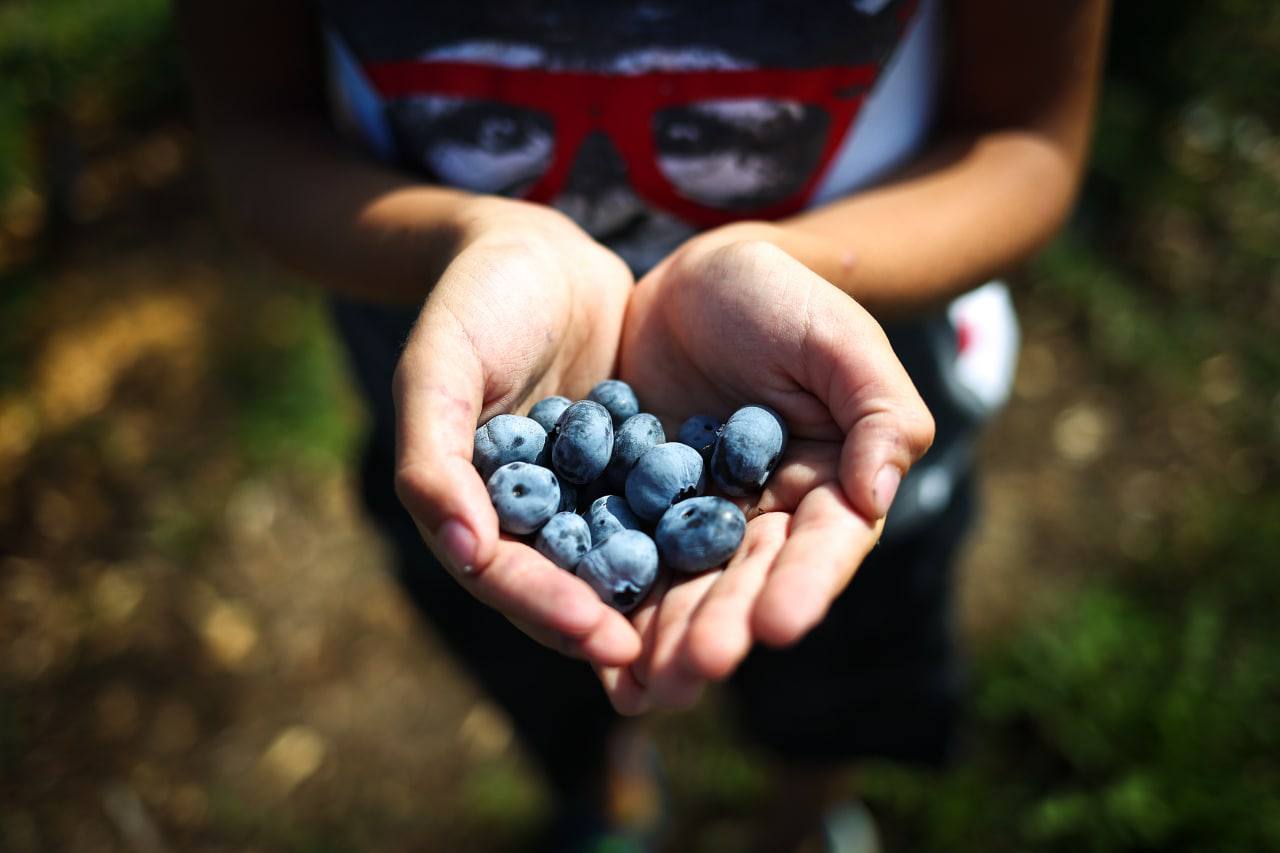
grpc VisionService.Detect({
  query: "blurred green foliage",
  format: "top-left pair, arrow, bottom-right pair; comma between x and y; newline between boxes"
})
864,562 -> 1280,851
216,286 -> 363,470
0,0 -> 180,200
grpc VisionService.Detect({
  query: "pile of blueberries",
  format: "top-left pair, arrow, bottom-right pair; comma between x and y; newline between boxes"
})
475,380 -> 788,613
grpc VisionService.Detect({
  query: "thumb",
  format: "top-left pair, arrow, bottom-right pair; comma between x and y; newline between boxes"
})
804,285 -> 936,522
392,297 -> 499,575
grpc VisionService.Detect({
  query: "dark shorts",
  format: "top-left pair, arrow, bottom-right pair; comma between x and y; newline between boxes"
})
331,298 -> 973,792
731,474 -> 971,767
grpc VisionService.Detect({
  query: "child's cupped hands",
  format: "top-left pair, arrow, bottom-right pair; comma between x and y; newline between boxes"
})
392,207 -> 934,713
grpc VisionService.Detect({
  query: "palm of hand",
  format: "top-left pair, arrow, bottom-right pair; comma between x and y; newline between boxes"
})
601,240 -> 933,712
457,233 -> 634,419
394,220 -> 644,666
397,225 -> 932,714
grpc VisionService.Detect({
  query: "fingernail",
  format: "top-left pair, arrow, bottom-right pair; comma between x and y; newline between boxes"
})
437,519 -> 478,573
872,465 -> 902,519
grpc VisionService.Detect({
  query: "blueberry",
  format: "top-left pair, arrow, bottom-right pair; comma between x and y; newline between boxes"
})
656,497 -> 746,573
473,414 -> 548,481
535,512 -> 592,571
528,395 -> 572,433
576,530 -> 659,613
586,495 -> 645,545
710,405 -> 787,496
588,379 -> 640,426
486,462 -> 560,535
606,413 -> 666,489
551,400 -> 614,485
625,442 -> 706,522
676,415 -> 723,458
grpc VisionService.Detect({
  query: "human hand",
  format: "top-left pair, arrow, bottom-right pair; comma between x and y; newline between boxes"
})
599,236 -> 935,713
392,197 -> 642,668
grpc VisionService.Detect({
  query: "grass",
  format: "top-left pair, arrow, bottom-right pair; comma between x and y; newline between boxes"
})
0,0 -> 180,199
214,283 -> 364,472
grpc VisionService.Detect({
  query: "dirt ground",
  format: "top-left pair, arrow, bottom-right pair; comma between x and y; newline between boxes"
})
0,123 -> 1226,853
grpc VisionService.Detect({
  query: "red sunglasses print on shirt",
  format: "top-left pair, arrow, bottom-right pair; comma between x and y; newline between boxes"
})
362,59 -> 883,226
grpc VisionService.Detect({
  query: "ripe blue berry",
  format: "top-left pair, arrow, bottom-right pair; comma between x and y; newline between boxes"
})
625,442 -> 706,522
528,395 -> 572,433
577,530 -> 659,613
656,496 -> 746,573
486,462 -> 560,535
586,495 -> 645,546
588,380 -> 640,426
676,415 -> 723,458
473,414 -> 548,481
710,405 -> 787,496
535,512 -> 592,570
607,413 -> 666,489
552,401 -> 614,485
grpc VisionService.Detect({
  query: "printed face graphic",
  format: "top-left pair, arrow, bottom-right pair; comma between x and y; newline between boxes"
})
388,70 -> 832,213
330,0 -> 913,270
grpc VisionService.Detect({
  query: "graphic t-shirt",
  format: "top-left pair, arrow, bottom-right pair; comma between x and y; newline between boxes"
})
320,0 -> 1018,538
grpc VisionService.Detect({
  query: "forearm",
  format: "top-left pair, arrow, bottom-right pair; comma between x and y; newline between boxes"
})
719,0 -> 1109,320
775,125 -> 1083,319
177,0 -> 473,304
204,114 -> 481,304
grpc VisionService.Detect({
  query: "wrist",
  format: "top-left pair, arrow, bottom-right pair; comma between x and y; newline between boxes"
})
453,196 -> 581,255
679,220 -> 788,256
454,196 -> 632,294
675,220 -> 865,304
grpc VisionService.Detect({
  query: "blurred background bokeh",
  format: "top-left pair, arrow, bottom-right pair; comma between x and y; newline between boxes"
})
1,2 -> 1277,851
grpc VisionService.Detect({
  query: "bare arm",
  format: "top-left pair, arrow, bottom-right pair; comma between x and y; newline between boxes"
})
178,0 -> 492,303
695,0 -> 1110,319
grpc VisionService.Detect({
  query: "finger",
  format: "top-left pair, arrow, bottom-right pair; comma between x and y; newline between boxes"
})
508,607 -> 642,669
575,607 -> 645,667
596,664 -> 652,717
636,571 -> 720,710
623,572 -> 669,689
682,511 -> 790,680
450,539 -> 617,640
800,281 -> 936,521
751,482 -> 882,648
393,296 -> 498,574
753,440 -> 840,516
